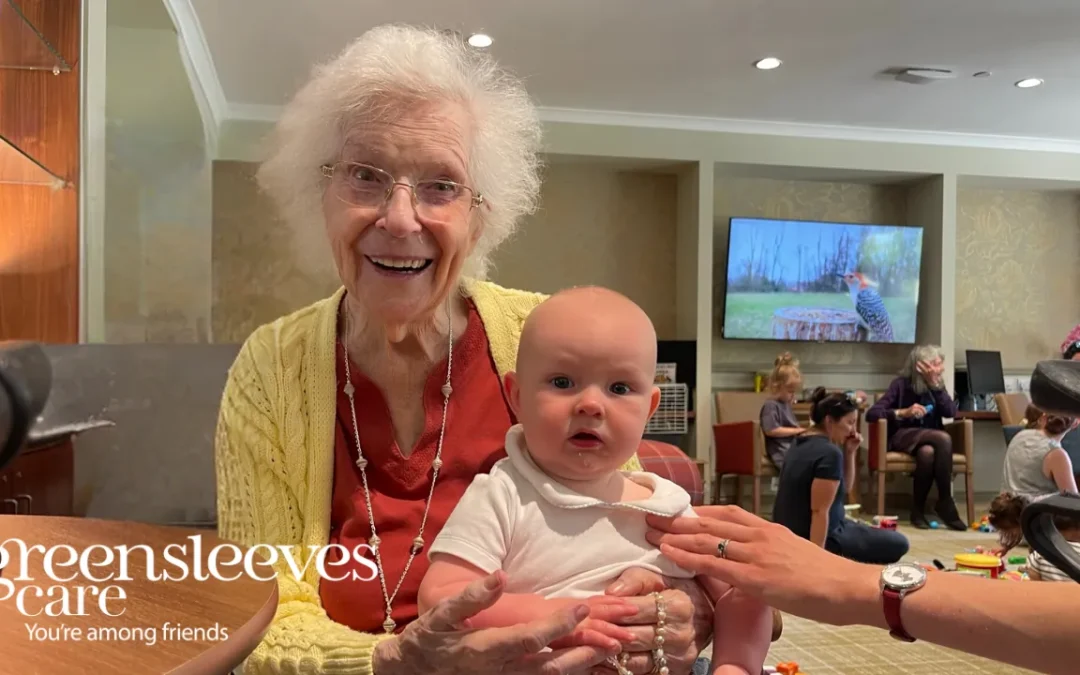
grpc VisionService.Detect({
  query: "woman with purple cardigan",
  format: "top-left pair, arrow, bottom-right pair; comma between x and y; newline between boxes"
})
866,344 -> 967,530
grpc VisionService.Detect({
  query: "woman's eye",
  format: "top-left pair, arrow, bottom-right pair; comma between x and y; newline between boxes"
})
551,377 -> 572,389
610,383 -> 631,395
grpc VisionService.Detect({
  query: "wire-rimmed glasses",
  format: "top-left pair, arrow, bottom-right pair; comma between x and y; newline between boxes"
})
321,161 -> 483,221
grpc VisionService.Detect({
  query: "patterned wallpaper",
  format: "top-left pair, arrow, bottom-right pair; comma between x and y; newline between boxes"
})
713,177 -> 914,372
211,161 -> 678,342
955,188 -> 1080,369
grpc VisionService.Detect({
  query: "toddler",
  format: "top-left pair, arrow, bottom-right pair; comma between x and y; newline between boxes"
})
759,352 -> 805,469
418,286 -> 772,675
988,491 -> 1080,581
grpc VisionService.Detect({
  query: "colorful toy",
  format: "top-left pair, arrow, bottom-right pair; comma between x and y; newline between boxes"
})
1007,555 -> 1027,565
873,515 -> 898,530
955,553 -> 1006,578
1001,570 -> 1029,581
971,514 -> 996,533
775,662 -> 808,675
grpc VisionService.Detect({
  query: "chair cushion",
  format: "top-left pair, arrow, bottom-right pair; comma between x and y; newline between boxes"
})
637,440 -> 704,506
884,451 -> 968,469
759,457 -> 780,476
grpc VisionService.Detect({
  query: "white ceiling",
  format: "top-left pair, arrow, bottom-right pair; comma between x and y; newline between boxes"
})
181,0 -> 1080,145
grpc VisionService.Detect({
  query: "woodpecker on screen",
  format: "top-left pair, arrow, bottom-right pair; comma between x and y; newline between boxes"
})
839,272 -> 894,342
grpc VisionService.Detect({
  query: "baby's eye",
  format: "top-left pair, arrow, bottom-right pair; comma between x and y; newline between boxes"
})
551,376 -> 572,389
610,383 -> 631,395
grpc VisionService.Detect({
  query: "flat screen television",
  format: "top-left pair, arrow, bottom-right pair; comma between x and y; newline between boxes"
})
720,217 -> 923,344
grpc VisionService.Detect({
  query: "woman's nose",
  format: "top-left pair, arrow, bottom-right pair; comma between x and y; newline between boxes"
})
379,185 -> 423,238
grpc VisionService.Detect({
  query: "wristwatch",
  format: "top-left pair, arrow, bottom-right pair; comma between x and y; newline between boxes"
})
880,562 -> 927,642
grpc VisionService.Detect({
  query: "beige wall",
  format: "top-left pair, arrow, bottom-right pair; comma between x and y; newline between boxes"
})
956,188 -> 1080,369
103,10 -> 212,343
211,161 -> 679,342
489,164 -> 678,338
712,177 -> 913,375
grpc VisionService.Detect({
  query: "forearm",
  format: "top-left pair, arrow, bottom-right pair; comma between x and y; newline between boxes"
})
764,427 -> 804,438
845,564 -> 1078,674
809,510 -> 828,548
710,588 -> 772,675
424,581 -> 561,628
843,452 -> 857,492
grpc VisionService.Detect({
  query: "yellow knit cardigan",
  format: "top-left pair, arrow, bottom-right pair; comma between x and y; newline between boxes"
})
215,278 -> 642,674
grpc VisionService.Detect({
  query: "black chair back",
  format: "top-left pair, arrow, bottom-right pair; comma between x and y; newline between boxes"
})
0,341 -> 52,471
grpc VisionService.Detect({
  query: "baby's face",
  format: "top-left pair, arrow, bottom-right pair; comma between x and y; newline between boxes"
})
507,291 -> 661,484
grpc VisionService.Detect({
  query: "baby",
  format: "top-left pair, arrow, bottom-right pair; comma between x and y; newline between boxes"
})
418,286 -> 772,675
988,491 -> 1080,581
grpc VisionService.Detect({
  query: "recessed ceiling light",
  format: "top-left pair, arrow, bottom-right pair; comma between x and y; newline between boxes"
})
1015,77 -> 1043,88
754,57 -> 782,70
467,33 -> 493,48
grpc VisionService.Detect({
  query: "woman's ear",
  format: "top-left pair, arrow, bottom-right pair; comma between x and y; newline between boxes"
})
503,371 -> 521,417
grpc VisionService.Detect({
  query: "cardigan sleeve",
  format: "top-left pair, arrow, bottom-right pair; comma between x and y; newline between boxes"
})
215,337 -> 393,675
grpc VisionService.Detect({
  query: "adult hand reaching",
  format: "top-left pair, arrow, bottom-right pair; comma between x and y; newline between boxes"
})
374,571 -> 618,675
645,505 -> 1080,675
644,506 -> 872,627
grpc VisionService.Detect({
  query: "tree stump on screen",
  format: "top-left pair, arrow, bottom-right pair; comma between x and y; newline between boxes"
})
771,308 -> 865,342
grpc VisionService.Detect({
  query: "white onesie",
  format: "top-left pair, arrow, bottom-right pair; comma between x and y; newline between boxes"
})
428,424 -> 695,599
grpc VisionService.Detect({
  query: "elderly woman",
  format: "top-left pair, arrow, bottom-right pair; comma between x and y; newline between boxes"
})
865,344 -> 966,530
214,24 -> 714,675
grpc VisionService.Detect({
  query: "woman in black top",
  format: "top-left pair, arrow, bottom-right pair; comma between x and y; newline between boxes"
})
773,388 -> 909,564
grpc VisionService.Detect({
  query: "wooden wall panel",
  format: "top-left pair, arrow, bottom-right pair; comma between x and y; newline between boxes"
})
0,0 -> 81,343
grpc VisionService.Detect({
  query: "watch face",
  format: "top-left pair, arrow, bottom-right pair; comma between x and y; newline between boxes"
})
882,563 -> 927,590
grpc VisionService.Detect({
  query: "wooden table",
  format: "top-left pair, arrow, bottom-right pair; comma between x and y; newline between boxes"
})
0,516 -> 278,674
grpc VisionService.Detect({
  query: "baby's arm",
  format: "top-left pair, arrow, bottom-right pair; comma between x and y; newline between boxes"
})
419,553 -> 635,636
699,577 -> 773,675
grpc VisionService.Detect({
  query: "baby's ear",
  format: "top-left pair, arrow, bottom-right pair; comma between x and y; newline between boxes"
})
648,385 -> 661,417
503,371 -> 521,417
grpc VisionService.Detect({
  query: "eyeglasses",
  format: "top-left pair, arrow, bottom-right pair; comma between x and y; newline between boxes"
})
321,161 -> 483,221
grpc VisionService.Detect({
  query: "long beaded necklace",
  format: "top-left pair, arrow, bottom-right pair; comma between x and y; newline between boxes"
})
340,299 -> 454,633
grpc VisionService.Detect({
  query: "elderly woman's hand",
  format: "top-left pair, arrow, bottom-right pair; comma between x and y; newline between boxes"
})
597,567 -> 713,675
374,572 -> 618,675
644,506 -> 879,628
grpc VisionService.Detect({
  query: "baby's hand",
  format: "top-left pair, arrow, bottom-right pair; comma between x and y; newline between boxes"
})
547,597 -> 637,651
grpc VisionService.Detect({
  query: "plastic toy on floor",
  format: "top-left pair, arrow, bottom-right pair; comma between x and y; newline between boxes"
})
873,515 -> 898,530
768,662 -> 808,675
971,514 -> 996,533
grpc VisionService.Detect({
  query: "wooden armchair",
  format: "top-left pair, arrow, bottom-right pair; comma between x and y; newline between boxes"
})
994,392 -> 1030,427
867,417 -> 975,524
712,391 -> 775,515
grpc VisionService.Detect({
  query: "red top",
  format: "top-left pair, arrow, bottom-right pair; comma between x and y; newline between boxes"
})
319,301 -> 514,633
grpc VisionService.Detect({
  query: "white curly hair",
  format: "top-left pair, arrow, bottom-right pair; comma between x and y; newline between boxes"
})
256,24 -> 544,280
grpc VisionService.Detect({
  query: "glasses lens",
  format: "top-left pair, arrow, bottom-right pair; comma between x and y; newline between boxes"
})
334,163 -> 389,206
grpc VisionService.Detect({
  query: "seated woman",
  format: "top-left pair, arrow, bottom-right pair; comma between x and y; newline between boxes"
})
866,344 -> 966,530
214,24 -> 712,675
1001,404 -> 1078,500
773,388 -> 909,565
759,352 -> 806,469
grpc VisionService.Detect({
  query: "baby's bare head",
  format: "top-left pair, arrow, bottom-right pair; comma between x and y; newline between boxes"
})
517,286 -> 658,378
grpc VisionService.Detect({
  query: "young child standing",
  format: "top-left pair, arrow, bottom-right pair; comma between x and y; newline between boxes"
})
988,491 -> 1080,580
418,286 -> 773,675
759,352 -> 805,469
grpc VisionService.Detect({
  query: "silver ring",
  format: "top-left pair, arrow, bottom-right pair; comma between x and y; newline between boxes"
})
717,538 -> 730,559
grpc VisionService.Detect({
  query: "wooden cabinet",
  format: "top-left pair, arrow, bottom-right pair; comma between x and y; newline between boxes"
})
0,438 -> 73,516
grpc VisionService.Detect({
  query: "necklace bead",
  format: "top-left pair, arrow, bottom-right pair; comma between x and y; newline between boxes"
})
340,297 -> 454,633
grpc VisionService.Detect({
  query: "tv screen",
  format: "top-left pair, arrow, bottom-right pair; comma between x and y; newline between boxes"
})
721,217 -> 923,344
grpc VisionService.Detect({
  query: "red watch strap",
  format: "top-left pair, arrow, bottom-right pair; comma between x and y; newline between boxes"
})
882,588 -> 915,642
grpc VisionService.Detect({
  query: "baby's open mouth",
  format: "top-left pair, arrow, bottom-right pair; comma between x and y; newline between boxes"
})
569,430 -> 602,447
367,256 -> 433,274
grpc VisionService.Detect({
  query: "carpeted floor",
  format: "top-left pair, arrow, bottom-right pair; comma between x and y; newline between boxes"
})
751,523 -> 1040,674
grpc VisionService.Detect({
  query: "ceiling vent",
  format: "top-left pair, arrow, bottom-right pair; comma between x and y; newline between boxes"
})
893,67 -> 958,84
